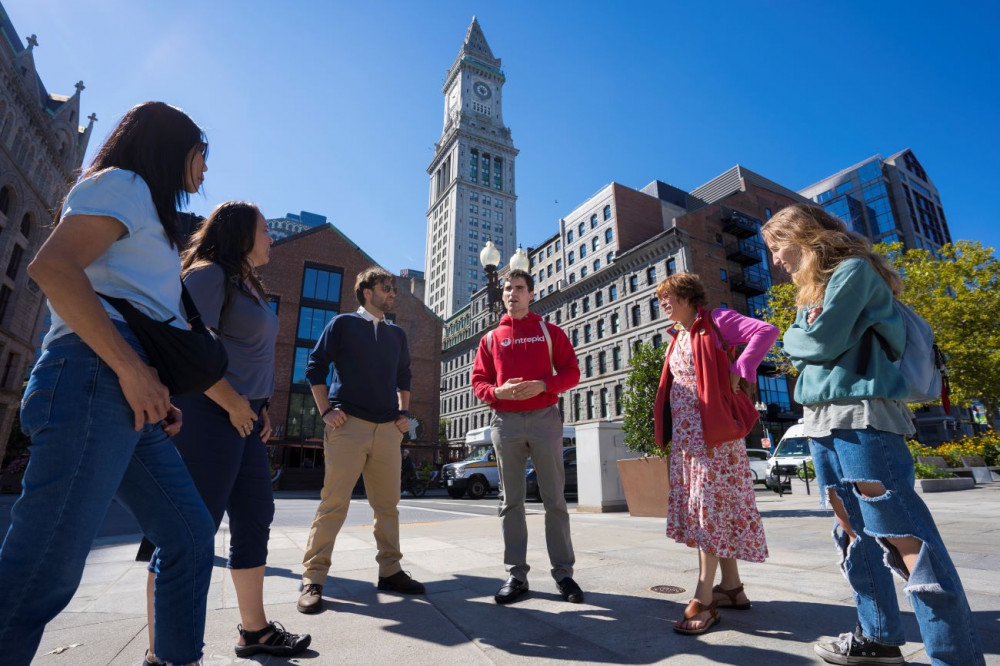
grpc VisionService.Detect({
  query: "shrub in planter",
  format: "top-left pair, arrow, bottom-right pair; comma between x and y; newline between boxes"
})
619,341 -> 670,517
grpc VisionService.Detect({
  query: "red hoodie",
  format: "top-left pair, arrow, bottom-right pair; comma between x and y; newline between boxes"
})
471,311 -> 580,412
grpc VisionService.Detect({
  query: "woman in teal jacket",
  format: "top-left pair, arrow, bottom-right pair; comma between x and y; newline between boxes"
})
762,204 -> 983,666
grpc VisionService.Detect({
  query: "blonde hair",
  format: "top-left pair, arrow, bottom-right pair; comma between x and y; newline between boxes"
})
761,204 -> 902,308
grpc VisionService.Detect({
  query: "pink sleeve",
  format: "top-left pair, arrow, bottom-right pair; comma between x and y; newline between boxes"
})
711,308 -> 779,382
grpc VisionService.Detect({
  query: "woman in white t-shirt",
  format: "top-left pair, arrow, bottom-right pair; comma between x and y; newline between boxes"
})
0,102 -> 215,666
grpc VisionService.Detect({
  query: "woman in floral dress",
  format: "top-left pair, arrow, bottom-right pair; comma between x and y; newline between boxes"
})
652,273 -> 778,635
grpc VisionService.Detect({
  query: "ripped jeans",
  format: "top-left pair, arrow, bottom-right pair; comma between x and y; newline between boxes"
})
809,428 -> 984,666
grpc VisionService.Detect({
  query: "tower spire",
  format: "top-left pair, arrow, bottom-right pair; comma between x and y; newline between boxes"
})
460,16 -> 497,64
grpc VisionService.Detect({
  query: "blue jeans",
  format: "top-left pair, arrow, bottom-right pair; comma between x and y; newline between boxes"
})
0,324 -> 215,666
809,428 -> 984,666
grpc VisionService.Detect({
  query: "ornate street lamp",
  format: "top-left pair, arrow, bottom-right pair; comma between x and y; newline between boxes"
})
479,241 -> 531,320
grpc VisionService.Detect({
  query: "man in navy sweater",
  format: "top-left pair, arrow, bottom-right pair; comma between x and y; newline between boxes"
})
297,267 -> 424,614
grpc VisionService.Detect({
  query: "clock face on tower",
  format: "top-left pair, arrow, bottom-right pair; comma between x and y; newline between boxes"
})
473,81 -> 492,100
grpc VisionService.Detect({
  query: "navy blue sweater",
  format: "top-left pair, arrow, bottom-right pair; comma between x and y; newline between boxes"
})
306,312 -> 412,423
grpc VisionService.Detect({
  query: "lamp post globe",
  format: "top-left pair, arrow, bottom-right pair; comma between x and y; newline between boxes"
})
509,245 -> 529,273
479,240 -> 501,270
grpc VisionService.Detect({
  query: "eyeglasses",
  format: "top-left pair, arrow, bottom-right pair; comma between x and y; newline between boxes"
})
379,283 -> 395,293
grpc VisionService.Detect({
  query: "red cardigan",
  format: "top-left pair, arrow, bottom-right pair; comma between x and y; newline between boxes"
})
653,308 -> 777,451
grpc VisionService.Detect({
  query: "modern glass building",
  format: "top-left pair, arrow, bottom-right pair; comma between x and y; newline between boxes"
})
799,149 -> 951,252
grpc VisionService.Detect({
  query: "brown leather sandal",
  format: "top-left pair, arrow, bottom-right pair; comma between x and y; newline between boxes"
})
673,599 -> 720,635
712,583 -> 752,610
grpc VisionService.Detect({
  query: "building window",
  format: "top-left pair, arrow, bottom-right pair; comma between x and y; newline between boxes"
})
582,297 -> 591,313
611,313 -> 620,333
573,393 -> 581,421
603,205 -> 612,220
652,333 -> 663,348
285,393 -> 324,440
592,237 -> 599,251
555,310 -> 562,324
580,245 -> 587,258
586,391 -> 595,419
301,266 -> 344,303
593,259 -> 600,271
649,298 -> 659,320
600,388 -> 609,417
568,251 -> 575,265
580,266 -> 588,278
0,285 -> 12,323
609,285 -> 617,302
6,245 -> 24,280
547,265 -> 553,277
0,186 -> 13,216
297,306 -> 339,341
556,258 -> 562,271
597,320 -> 605,339
578,222 -> 585,236
567,230 -> 574,243
666,258 -> 676,275
555,240 -> 561,250
595,291 -> 603,307
629,275 -> 638,293
720,268 -> 728,282
605,228 -> 613,244
598,351 -> 607,373
631,304 -> 641,327
765,207 -> 773,220
614,384 -> 623,415
590,214 -> 598,228
646,267 -> 656,285
584,324 -> 592,343
585,356 -> 593,377
19,213 -> 31,238
571,302 -> 578,318
612,346 -> 622,370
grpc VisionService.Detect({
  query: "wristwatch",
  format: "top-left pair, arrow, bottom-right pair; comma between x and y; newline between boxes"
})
398,410 -> 410,417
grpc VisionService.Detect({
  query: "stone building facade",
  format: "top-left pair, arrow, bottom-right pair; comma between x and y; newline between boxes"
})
0,7 -> 93,464
257,224 -> 442,489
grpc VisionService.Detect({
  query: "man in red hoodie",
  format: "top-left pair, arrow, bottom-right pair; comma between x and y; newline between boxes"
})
471,269 -> 583,605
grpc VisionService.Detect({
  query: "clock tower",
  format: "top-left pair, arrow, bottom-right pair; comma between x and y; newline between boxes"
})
425,17 -> 518,318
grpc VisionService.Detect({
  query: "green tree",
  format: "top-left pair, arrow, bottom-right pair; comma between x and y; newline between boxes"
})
758,281 -> 799,376
880,241 -> 1000,427
621,341 -> 668,456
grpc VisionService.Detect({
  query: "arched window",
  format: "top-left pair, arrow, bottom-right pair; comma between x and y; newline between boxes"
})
20,213 -> 31,238
603,205 -> 612,220
590,214 -> 598,228
0,185 -> 13,216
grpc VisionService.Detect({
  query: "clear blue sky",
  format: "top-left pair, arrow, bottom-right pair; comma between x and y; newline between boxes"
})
11,1 -> 1000,273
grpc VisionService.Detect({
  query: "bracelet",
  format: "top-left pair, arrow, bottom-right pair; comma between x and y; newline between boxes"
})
321,407 -> 335,418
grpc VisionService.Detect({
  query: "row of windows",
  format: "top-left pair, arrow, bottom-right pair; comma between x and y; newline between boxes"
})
571,385 -> 623,421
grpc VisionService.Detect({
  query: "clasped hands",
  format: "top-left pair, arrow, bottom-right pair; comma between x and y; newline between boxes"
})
496,377 -> 546,401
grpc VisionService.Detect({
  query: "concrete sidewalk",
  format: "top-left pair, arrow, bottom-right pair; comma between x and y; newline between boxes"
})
22,484 -> 1000,665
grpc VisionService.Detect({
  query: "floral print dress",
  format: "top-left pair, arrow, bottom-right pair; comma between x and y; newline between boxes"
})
665,329 -> 768,562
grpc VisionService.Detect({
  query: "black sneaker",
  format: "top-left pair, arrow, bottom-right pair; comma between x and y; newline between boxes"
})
814,625 -> 904,665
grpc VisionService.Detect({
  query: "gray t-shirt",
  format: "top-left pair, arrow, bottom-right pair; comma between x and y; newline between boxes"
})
44,168 -> 186,347
803,398 -> 916,438
183,264 -> 279,399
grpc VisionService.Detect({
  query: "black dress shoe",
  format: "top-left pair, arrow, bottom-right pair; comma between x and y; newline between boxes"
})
494,576 -> 529,605
557,577 -> 584,603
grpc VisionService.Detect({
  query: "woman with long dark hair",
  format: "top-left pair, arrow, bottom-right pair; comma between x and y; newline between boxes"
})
0,102 -> 215,666
141,202 -> 310,662
763,203 -> 984,665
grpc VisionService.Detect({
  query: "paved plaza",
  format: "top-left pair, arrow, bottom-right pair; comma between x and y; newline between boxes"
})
3,482 -> 998,665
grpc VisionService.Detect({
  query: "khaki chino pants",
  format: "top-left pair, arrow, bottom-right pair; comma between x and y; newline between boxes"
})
302,416 -> 403,584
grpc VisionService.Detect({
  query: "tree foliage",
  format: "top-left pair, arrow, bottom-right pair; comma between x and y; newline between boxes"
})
621,341 -> 668,457
880,241 -> 1000,425
759,241 -> 1000,425
758,282 -> 799,376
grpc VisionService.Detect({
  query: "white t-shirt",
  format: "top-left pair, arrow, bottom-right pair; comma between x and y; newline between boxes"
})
43,168 -> 186,347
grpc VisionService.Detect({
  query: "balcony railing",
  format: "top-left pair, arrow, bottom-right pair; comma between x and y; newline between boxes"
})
721,211 -> 760,239
725,237 -> 764,265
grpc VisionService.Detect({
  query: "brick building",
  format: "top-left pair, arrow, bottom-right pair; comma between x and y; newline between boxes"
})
0,6 -> 93,466
258,224 -> 442,489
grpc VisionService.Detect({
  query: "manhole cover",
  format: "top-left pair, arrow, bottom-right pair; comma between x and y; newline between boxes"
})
650,585 -> 686,594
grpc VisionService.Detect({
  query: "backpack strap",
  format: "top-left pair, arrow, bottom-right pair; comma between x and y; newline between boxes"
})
538,321 -> 555,376
485,329 -> 492,353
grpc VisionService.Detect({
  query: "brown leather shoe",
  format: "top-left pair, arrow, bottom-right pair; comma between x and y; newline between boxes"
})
297,583 -> 324,614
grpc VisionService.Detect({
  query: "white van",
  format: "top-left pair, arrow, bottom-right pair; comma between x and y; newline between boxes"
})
764,422 -> 812,489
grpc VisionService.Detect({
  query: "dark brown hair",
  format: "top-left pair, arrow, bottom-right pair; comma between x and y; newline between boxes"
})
181,201 -> 266,307
355,267 -> 395,305
506,268 -> 534,292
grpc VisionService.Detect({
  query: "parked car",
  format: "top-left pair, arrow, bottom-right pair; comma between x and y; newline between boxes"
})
441,446 -> 499,499
765,423 -> 812,490
526,447 -> 577,501
745,448 -> 771,485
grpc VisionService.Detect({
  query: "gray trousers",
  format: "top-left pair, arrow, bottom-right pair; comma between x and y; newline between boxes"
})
491,405 -> 575,582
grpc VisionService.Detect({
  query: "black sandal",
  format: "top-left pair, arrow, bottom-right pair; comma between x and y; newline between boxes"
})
234,620 -> 312,658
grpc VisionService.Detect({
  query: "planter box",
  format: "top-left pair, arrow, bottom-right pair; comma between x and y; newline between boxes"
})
919,477 -> 975,493
616,457 -> 669,518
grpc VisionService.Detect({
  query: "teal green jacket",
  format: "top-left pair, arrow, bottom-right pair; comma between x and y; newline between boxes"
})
783,257 -> 907,406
